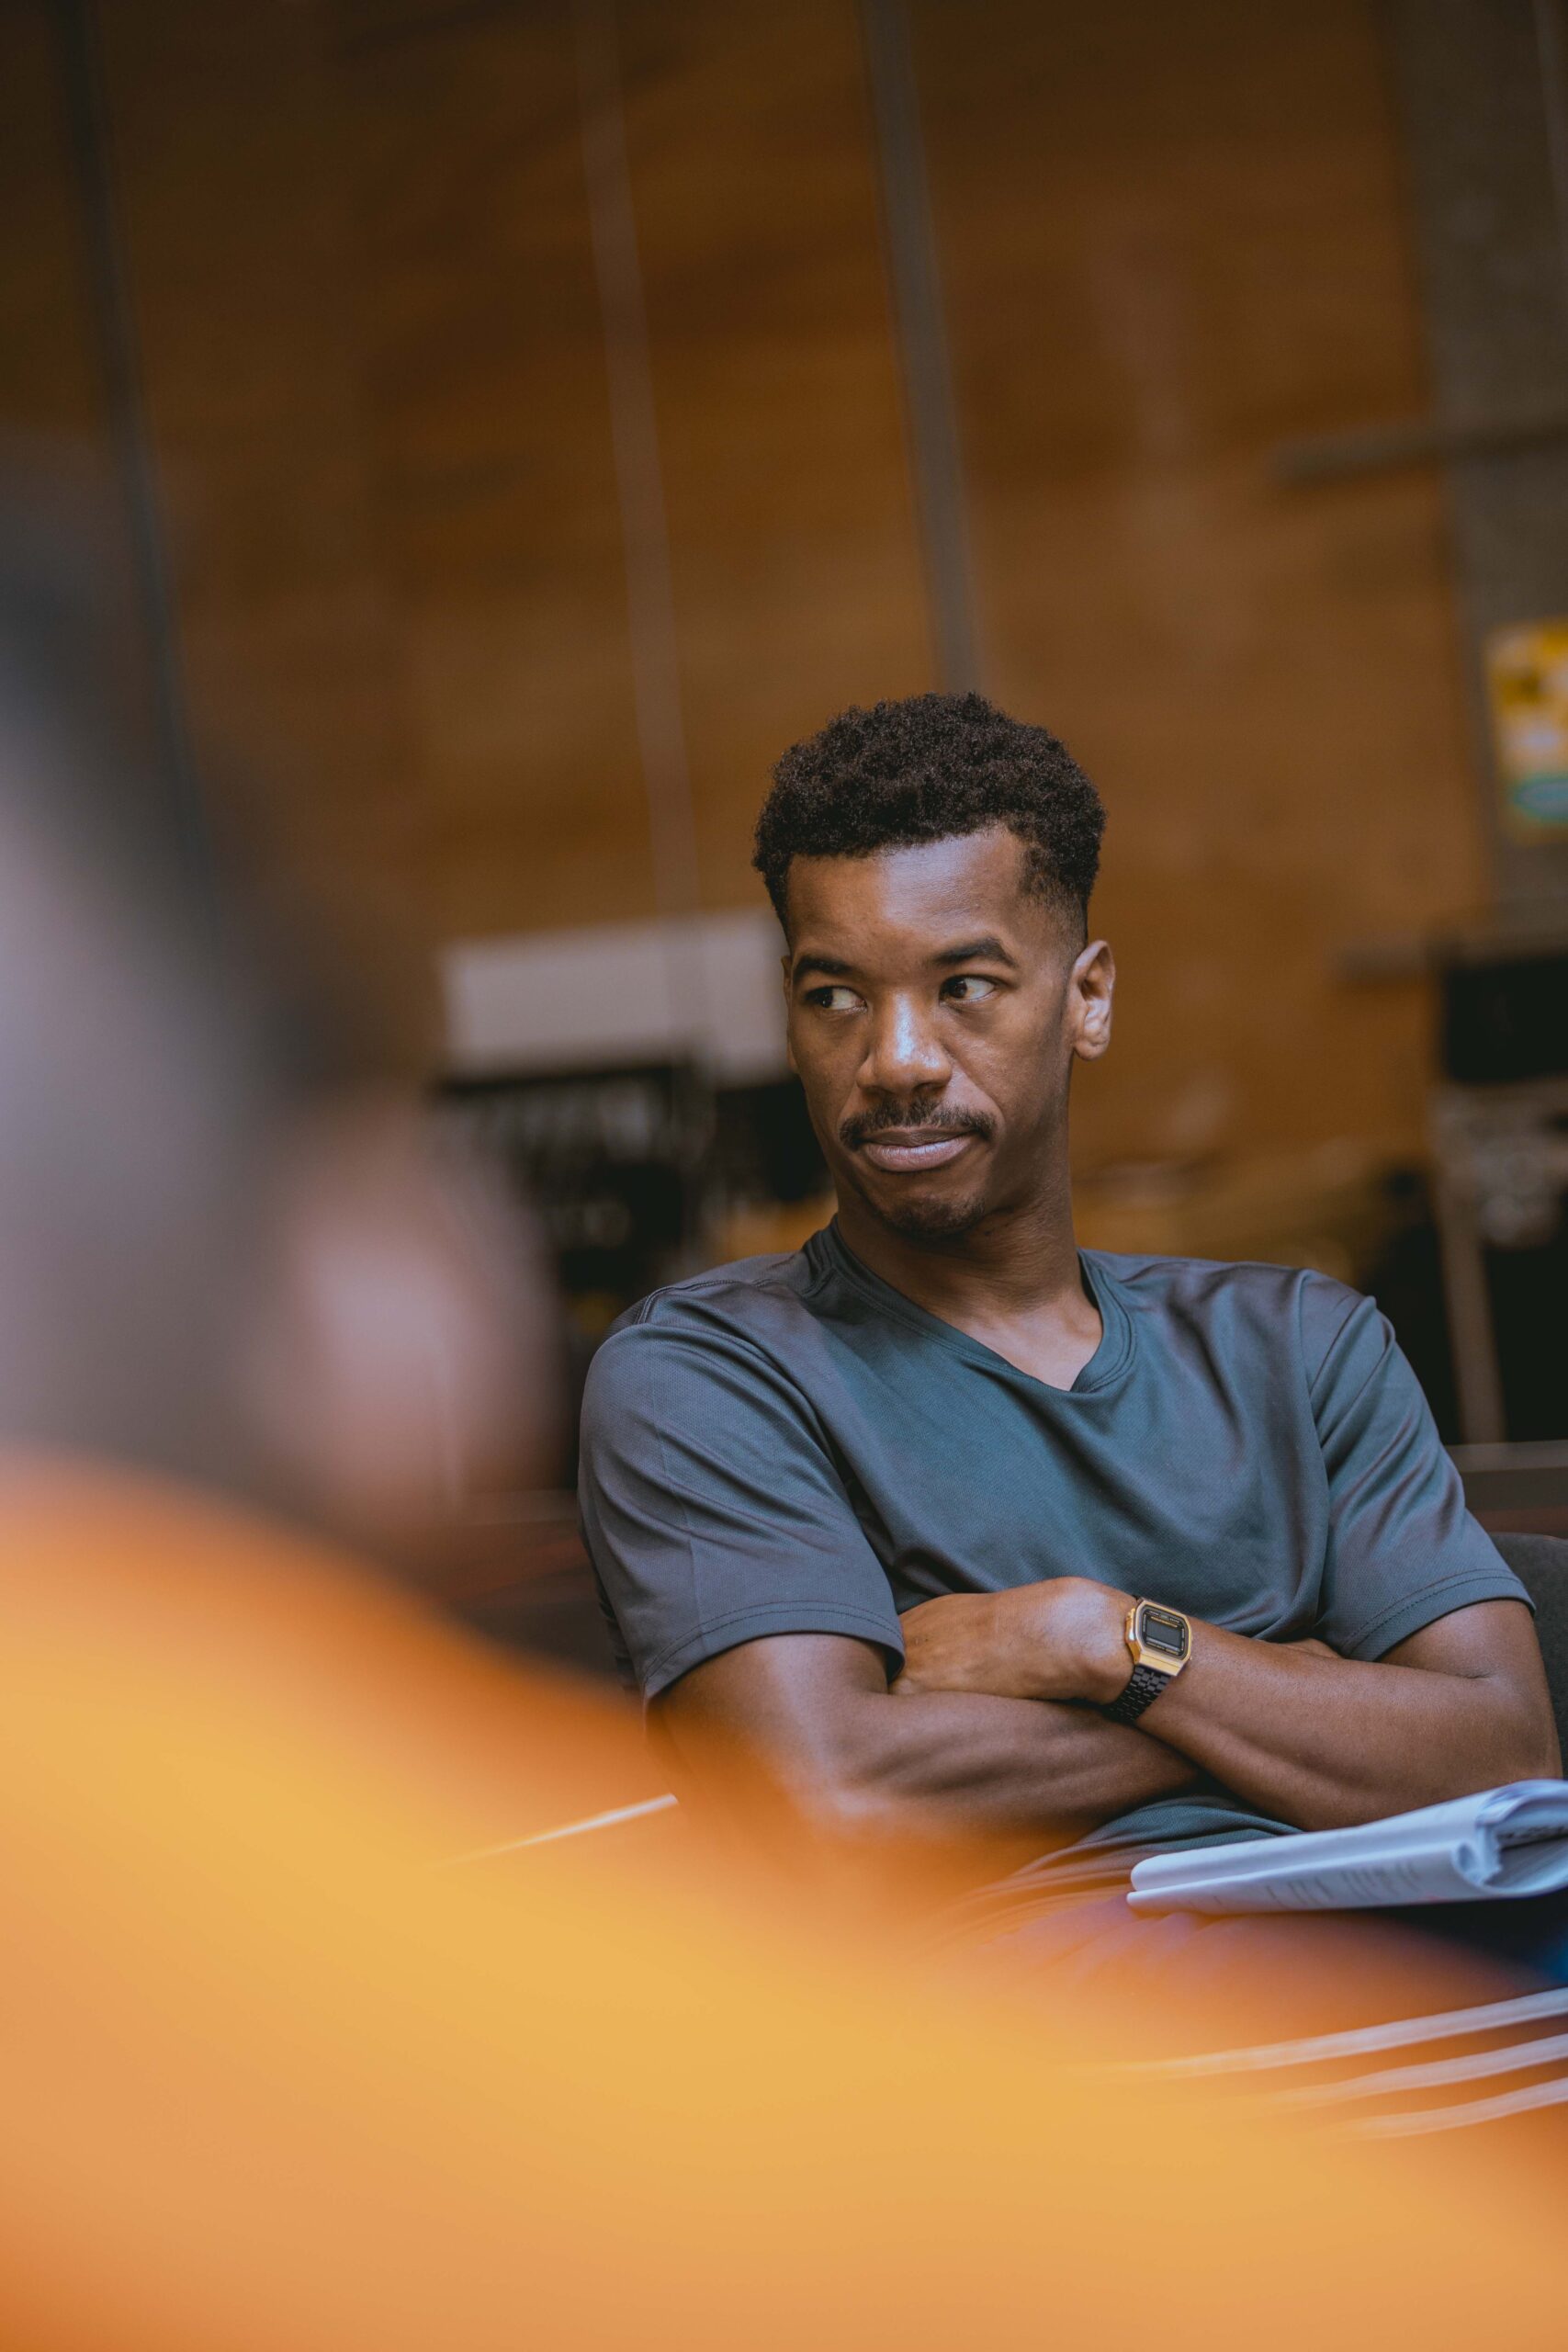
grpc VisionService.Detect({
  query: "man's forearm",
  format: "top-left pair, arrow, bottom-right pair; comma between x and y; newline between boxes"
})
799,1686 -> 1195,1845
1137,1617 -> 1555,1830
897,1581 -> 1557,1834
656,1631 -> 1201,1865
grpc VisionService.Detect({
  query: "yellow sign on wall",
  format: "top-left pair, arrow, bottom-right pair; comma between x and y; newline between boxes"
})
1486,617 -> 1568,837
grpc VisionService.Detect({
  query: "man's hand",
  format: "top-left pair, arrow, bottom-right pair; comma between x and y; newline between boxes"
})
896,1577 -> 1133,1703
897,1582 -> 1343,1704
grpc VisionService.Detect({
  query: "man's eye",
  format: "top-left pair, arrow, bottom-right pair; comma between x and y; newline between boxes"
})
805,984 -> 864,1012
942,975 -> 999,1004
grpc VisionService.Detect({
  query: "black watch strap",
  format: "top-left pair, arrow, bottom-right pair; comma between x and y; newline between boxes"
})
1102,1661 -> 1173,1726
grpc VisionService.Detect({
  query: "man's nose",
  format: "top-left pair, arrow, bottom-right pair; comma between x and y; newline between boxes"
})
858,992 -> 952,1097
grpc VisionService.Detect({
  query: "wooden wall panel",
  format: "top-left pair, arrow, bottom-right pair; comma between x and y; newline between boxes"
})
87,0 -> 923,946
87,0 -> 423,932
615,0 -> 928,907
0,0 -> 1488,1171
915,0 -> 1482,1164
331,0 -> 649,938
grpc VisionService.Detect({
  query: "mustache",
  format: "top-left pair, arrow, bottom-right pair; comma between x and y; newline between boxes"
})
839,1104 -> 996,1150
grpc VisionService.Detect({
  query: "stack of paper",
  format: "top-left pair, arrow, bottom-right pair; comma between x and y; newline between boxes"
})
1127,1781 -> 1568,1914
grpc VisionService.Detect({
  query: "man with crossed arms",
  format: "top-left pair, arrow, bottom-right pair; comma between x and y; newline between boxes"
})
581,693 -> 1559,1964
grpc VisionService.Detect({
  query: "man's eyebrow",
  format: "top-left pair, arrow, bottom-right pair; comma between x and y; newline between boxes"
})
931,935 -> 1019,968
791,951 -> 855,983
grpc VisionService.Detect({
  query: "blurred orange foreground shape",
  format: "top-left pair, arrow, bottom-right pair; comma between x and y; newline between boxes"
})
0,1454 -> 1561,2352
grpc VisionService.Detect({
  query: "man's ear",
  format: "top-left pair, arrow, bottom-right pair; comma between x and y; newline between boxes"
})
1069,939 -> 1114,1064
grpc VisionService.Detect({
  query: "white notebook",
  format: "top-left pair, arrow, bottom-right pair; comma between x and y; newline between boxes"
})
1127,1781 -> 1568,1915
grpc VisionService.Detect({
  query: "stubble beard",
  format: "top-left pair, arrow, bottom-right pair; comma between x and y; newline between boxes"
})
840,1159 -> 994,1246
880,1194 -> 991,1243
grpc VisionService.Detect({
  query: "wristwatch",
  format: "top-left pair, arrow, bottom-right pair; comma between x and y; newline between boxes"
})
1102,1599 -> 1191,1724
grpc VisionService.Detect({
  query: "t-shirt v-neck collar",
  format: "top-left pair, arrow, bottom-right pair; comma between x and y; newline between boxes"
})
813,1219 -> 1135,1397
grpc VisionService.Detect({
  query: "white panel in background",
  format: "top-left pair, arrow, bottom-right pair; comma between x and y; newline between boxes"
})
439,908 -> 789,1082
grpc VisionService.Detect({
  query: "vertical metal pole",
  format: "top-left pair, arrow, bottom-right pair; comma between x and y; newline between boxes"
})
1431,1092 -> 1509,1443
52,0 -> 211,895
859,0 -> 982,694
1433,1172 -> 1509,1442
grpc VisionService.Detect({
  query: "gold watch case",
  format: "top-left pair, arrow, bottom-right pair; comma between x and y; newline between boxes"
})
1123,1599 -> 1192,1679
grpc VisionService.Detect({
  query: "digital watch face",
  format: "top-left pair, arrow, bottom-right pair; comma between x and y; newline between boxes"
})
1139,1605 -> 1189,1661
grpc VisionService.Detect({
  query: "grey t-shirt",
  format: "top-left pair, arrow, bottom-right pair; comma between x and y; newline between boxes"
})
579,1222 -> 1529,1888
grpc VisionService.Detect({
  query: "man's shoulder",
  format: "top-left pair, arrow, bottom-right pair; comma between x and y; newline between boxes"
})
592,1241 -> 840,1388
581,1241 -> 835,1433
1091,1250 -> 1370,1357
611,1240 -> 824,1339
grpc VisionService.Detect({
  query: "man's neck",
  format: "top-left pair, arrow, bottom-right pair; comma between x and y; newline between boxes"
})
833,1166 -> 1103,1391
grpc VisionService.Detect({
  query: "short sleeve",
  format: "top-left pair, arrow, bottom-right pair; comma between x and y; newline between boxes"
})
578,1318 -> 904,1701
1303,1283 -> 1531,1659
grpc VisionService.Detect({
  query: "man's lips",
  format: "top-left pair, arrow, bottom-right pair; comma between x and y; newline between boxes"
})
855,1129 -> 977,1174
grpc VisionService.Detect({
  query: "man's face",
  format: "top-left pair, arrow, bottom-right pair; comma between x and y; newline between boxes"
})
782,824 -> 1113,1243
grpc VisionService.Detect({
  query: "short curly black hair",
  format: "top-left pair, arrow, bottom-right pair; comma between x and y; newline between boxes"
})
753,692 -> 1105,938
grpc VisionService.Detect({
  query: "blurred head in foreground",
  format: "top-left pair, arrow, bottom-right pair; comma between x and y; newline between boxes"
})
0,492 -> 551,1545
